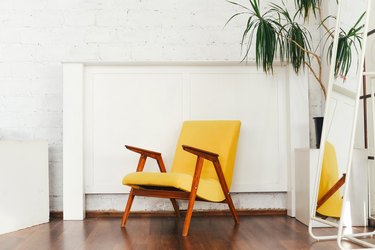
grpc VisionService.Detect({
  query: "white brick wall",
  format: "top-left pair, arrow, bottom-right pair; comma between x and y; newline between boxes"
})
0,0 -> 322,212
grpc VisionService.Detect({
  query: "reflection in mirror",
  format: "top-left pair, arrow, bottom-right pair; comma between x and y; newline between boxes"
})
316,141 -> 343,219
369,77 -> 375,222
310,0 -> 371,241
366,3 -> 375,224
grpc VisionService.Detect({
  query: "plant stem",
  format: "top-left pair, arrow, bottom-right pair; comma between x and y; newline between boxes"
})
294,42 -> 326,99
304,62 -> 327,99
277,31 -> 327,99
317,3 -> 334,39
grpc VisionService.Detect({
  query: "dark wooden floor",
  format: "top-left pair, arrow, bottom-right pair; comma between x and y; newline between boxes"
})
0,215 -> 374,250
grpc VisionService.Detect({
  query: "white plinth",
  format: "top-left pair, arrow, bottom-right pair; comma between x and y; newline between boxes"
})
0,141 -> 49,235
295,148 -> 368,227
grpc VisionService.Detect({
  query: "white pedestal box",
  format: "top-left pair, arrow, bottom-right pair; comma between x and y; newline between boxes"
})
0,141 -> 49,235
295,148 -> 368,227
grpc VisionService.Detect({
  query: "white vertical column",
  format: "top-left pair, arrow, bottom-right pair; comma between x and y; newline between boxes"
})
287,67 -> 310,217
63,63 -> 85,220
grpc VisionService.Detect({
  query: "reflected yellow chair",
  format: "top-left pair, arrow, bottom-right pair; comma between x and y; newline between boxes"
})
316,141 -> 345,218
121,120 -> 241,236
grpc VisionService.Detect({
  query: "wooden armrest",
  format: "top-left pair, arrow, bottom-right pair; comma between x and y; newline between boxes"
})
317,174 -> 346,209
182,145 -> 219,162
125,145 -> 167,172
125,145 -> 162,159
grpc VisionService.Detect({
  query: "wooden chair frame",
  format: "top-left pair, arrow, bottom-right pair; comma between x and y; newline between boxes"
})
120,145 -> 240,236
317,174 -> 346,210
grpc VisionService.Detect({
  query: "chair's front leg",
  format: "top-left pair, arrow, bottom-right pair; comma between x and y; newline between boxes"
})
182,156 -> 204,236
122,147 -> 165,227
121,188 -> 135,227
121,154 -> 147,227
181,145 -> 240,226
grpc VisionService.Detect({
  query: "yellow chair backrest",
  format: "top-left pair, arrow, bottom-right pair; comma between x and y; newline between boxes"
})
316,141 -> 343,218
171,120 -> 241,189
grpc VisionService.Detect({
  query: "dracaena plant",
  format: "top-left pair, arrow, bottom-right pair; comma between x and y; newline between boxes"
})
225,0 -> 279,73
327,12 -> 366,78
227,0 -> 366,100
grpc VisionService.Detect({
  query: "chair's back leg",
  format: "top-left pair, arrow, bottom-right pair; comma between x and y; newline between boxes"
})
213,161 -> 240,225
225,193 -> 240,224
156,155 -> 180,218
121,188 -> 135,227
170,199 -> 180,217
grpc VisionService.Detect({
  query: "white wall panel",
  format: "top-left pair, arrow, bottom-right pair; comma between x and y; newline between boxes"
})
189,71 -> 287,191
83,65 -> 288,193
84,69 -> 184,193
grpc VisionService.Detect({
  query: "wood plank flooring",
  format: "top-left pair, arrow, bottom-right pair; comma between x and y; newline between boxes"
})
0,215 -> 373,250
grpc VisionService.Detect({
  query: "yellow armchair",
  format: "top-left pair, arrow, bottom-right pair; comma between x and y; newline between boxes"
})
316,141 -> 344,218
121,120 -> 241,236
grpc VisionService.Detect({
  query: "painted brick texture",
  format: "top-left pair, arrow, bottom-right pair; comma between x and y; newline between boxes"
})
0,0 -> 321,211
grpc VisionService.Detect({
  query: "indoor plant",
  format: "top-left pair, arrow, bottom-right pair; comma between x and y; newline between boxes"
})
226,0 -> 365,147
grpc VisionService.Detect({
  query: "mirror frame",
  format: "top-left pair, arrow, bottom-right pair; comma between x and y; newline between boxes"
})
308,0 -> 373,248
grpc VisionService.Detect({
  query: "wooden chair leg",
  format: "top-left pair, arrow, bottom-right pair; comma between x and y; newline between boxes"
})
213,160 -> 240,225
121,188 -> 135,227
182,156 -> 204,237
225,193 -> 240,224
182,192 -> 198,236
170,199 -> 180,217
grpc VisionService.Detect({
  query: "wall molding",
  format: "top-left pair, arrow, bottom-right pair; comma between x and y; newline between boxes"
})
50,209 -> 287,219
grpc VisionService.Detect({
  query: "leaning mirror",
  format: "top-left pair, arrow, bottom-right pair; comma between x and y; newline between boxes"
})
309,0 -> 373,248
367,4 -> 375,229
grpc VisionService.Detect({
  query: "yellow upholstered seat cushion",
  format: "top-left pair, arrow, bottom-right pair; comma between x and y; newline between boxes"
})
123,172 -> 225,202
316,141 -> 342,218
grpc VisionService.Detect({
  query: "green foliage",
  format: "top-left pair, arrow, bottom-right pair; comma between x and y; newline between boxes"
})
227,0 -> 278,73
227,0 -> 313,74
328,12 -> 366,78
255,19 -> 278,73
294,0 -> 319,19
286,24 -> 310,73
227,0 -> 364,80
271,3 -> 312,74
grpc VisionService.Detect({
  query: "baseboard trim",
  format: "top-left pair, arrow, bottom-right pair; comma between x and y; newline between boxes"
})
50,212 -> 63,219
50,209 -> 286,219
